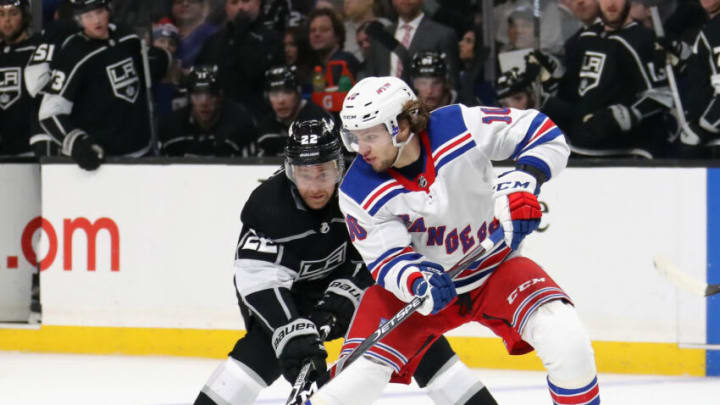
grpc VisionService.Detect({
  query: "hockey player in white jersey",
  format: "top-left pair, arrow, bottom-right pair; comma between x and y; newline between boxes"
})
307,77 -> 599,405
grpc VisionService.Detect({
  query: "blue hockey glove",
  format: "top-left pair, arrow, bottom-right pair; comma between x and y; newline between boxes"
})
410,261 -> 457,316
493,170 -> 542,250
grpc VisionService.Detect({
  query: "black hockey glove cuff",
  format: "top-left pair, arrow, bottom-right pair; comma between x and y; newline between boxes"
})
63,130 -> 104,171
309,278 -> 365,340
583,105 -> 639,139
274,318 -> 327,383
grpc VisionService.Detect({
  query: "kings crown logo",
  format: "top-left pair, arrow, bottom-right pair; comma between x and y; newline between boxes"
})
0,67 -> 22,110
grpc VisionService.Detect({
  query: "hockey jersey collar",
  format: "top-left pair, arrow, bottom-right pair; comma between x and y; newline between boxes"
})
386,130 -> 436,192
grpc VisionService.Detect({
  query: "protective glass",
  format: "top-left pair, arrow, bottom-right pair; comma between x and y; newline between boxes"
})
340,125 -> 390,154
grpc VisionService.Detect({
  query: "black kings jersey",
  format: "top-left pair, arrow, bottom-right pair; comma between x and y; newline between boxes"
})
0,35 -> 38,155
40,24 -> 167,155
575,22 -> 667,118
234,169 -> 372,333
687,14 -> 720,135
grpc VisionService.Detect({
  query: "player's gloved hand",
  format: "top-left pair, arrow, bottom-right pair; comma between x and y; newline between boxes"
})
655,37 -> 691,70
65,131 -> 104,171
524,50 -> 565,92
582,104 -> 639,139
309,279 -> 364,340
492,170 -> 542,250
409,261 -> 457,316
273,318 -> 328,383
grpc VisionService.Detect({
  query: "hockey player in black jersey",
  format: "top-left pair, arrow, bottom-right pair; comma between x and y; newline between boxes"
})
194,119 -> 498,405
684,0 -> 720,154
0,0 -> 37,155
570,0 -> 673,156
38,0 -> 171,170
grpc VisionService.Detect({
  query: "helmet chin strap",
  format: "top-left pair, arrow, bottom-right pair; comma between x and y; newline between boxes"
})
391,132 -> 415,167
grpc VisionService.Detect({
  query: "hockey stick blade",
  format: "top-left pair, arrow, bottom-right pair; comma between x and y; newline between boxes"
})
652,255 -> 720,297
285,321 -> 334,405
336,227 -> 505,373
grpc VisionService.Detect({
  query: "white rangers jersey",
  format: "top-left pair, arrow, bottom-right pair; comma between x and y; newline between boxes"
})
338,104 -> 569,300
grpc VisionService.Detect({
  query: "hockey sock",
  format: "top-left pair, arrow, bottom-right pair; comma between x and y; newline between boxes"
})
195,357 -> 267,405
425,357 -> 497,405
521,300 -> 599,404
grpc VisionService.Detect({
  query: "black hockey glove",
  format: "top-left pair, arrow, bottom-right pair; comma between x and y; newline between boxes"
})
655,37 -> 691,71
273,318 -> 328,383
308,279 -> 365,340
582,105 -> 639,140
524,50 -> 564,93
66,132 -> 104,171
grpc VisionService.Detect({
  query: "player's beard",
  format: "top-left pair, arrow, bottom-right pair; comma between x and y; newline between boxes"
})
600,0 -> 630,30
0,23 -> 25,44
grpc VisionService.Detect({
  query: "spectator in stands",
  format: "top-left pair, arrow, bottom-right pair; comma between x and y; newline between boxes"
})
362,0 -> 460,87
159,65 -> 258,157
457,25 -> 495,106
196,0 -> 284,122
152,19 -> 186,118
284,25 -> 315,90
307,7 -> 360,82
343,0 -> 389,61
256,65 -> 333,156
500,6 -> 535,52
39,0 -> 171,170
172,0 -> 218,68
410,51 -> 456,111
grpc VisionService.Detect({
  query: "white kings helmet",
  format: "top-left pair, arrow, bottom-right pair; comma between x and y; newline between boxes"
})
339,76 -> 417,153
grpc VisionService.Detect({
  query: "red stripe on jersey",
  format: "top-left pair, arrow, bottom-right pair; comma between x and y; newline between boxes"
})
363,181 -> 401,210
455,246 -> 511,279
432,133 -> 472,163
528,118 -> 556,144
370,246 -> 415,279
549,382 -> 600,404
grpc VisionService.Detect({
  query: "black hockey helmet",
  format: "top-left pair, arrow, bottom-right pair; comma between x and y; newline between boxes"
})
69,0 -> 109,15
410,51 -> 448,79
284,118 -> 345,185
265,65 -> 299,93
185,65 -> 221,95
495,68 -> 532,99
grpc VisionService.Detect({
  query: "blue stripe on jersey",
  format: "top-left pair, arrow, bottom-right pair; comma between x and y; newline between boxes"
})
511,113 -> 548,160
377,253 -> 423,287
518,127 -> 564,155
368,188 -> 410,216
436,139 -> 477,172
454,268 -> 496,289
517,155 -> 552,181
340,156 -> 395,206
368,247 -> 404,272
427,104 -> 469,152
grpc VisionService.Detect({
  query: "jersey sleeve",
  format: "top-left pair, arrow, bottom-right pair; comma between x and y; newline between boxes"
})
461,104 -> 570,182
338,191 -> 425,303
690,30 -> 720,134
233,223 -> 303,334
37,39 -> 89,149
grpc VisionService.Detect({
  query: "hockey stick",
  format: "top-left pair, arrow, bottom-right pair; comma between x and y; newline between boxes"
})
285,322 -> 333,405
140,38 -> 159,155
653,255 -> 720,297
286,227 -> 505,405
337,227 -> 505,372
649,6 -> 703,145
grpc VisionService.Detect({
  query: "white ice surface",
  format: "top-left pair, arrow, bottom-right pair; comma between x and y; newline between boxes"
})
0,351 -> 718,405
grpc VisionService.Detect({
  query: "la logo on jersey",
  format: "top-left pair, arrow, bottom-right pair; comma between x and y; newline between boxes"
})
578,51 -> 606,96
0,67 -> 22,110
298,242 -> 347,281
106,57 -> 139,103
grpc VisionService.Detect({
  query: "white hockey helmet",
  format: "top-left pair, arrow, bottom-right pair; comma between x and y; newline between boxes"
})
339,76 -> 417,153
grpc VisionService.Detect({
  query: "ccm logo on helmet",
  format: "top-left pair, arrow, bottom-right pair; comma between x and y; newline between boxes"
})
376,82 -> 391,94
507,277 -> 546,304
